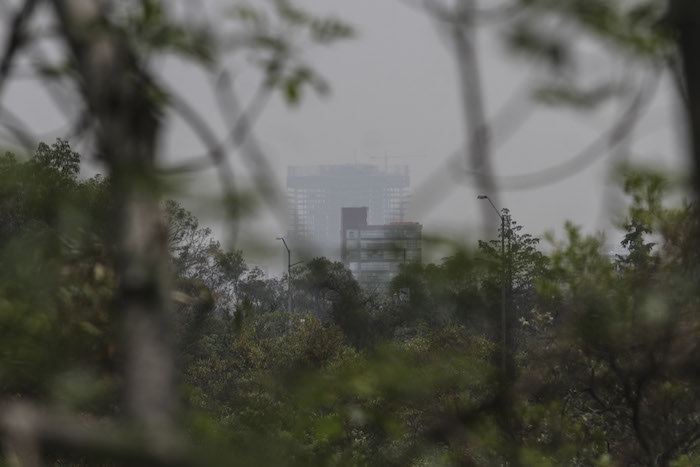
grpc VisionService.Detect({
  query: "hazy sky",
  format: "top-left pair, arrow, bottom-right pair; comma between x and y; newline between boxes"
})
220,0 -> 686,268
1,0 -> 688,272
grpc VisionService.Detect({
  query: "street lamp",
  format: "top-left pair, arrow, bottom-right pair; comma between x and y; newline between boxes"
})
477,195 -> 508,376
276,237 -> 292,314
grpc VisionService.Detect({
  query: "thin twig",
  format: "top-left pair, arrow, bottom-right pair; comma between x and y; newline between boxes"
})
410,70 -> 659,219
215,72 -> 288,227
478,71 -> 660,190
165,88 -> 240,239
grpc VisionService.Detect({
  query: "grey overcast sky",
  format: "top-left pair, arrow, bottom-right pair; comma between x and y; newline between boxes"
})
219,0 -> 686,268
2,0 -> 689,271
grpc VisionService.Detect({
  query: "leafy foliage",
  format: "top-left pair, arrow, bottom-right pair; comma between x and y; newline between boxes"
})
0,140 -> 116,408
1,141 -> 699,465
1,0 -> 700,464
226,0 -> 353,105
504,0 -> 672,116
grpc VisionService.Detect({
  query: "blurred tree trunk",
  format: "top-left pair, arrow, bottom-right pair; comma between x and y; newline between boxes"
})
451,0 -> 499,227
52,0 -> 174,432
669,0 -> 700,268
670,1 -> 700,192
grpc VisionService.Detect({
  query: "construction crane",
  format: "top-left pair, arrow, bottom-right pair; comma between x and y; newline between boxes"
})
369,154 -> 425,172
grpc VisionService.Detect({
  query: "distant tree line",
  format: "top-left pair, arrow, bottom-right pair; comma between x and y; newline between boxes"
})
1,140 -> 698,465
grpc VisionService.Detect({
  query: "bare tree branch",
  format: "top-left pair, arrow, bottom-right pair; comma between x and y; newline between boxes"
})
481,72 -> 659,191
0,402 -> 206,467
165,88 -> 241,241
0,0 -> 40,101
413,0 -> 517,25
161,72 -> 271,175
451,0 -> 499,228
215,72 -> 288,226
410,71 -> 658,221
0,105 -> 37,150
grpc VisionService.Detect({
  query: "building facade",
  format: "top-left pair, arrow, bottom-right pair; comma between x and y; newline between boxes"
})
287,164 -> 409,257
341,207 -> 421,290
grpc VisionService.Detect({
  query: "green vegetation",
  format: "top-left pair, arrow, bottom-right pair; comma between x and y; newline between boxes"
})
1,140 -> 698,465
2,0 -> 700,465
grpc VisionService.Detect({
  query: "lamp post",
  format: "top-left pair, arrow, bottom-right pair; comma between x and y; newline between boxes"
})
276,237 -> 292,314
477,195 -> 508,376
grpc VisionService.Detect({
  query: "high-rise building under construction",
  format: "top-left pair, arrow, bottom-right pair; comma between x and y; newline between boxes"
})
286,164 -> 409,257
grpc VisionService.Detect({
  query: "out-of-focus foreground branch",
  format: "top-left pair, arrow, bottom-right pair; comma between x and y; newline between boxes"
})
0,402 -> 205,467
669,0 -> 700,264
449,0 -> 500,227
670,1 -> 700,195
